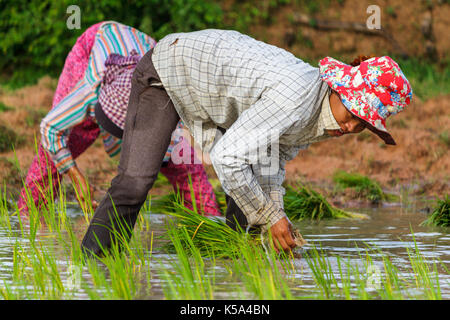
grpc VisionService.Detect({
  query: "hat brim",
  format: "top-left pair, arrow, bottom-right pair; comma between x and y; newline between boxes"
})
365,122 -> 396,145
338,91 -> 397,146
339,96 -> 397,146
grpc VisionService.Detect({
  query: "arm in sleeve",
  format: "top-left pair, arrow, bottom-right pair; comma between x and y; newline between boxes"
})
40,80 -> 96,174
251,143 -> 302,229
210,95 -> 302,232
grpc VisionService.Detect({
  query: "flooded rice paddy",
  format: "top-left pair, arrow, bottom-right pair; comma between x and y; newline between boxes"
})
0,201 -> 449,300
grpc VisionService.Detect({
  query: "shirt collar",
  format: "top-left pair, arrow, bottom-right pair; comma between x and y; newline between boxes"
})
319,88 -> 341,131
308,88 -> 341,143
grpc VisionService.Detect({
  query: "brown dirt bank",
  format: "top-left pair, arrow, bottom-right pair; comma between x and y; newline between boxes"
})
0,78 -> 448,205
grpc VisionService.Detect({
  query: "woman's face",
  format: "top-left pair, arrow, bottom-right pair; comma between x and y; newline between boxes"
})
327,90 -> 367,137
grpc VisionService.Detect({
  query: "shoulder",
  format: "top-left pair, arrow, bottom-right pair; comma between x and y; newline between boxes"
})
96,21 -> 157,50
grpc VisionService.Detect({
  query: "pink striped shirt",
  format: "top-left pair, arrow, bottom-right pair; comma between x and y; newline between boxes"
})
40,21 -> 157,173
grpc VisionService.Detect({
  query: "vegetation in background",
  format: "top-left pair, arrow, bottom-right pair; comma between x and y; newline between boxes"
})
0,0 -> 224,88
1,1 -> 449,100
393,56 -> 450,101
438,131 -> 450,148
332,170 -> 387,203
421,196 -> 450,227
0,102 -> 12,113
0,124 -> 23,152
283,184 -> 367,220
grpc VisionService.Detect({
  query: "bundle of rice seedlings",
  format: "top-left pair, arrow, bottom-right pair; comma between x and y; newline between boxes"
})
332,170 -> 386,203
283,184 -> 366,221
162,201 -> 255,258
421,196 -> 450,227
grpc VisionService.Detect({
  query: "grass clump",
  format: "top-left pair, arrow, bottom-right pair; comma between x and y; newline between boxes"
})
332,170 -> 386,203
0,123 -> 23,152
0,101 -> 12,113
283,184 -> 366,221
438,131 -> 450,147
421,196 -> 450,227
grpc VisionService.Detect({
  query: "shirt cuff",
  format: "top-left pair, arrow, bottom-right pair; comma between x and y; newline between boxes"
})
51,148 -> 76,174
255,200 -> 287,233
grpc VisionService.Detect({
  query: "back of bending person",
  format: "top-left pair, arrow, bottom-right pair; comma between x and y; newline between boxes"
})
81,29 -> 412,257
17,22 -> 221,218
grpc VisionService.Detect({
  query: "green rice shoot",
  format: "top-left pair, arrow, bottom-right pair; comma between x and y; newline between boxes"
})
283,183 -> 367,221
332,170 -> 386,203
421,195 -> 450,227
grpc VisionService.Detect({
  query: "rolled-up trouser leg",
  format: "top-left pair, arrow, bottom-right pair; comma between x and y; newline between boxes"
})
225,194 -> 248,231
81,49 -> 180,256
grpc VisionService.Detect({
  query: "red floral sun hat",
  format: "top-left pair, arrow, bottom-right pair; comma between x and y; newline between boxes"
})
319,56 -> 413,145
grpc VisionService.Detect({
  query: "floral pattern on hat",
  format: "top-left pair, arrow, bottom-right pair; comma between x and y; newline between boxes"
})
318,56 -> 412,144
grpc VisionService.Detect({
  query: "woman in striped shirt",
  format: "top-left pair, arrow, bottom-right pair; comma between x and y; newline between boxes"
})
17,21 -> 221,217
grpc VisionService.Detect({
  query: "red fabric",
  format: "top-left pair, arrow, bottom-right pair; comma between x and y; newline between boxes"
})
160,139 -> 221,217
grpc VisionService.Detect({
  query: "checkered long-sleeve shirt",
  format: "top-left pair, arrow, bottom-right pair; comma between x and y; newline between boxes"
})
151,29 -> 335,232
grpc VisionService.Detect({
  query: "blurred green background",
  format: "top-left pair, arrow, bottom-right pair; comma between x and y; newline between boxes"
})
1,0 -> 449,98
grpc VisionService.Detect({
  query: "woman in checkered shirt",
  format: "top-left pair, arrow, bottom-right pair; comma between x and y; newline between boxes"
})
17,22 -> 221,218
81,29 -> 412,257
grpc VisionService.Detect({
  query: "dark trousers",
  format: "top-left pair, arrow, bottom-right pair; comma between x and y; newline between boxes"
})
81,49 -> 180,256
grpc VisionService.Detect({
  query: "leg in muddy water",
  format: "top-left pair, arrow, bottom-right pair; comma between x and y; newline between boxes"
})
81,49 -> 180,257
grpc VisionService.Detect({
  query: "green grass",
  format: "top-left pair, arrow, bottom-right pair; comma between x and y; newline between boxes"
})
438,131 -> 450,147
161,221 -> 217,299
421,196 -> 450,227
0,124 -> 23,153
332,170 -> 387,203
283,183 -> 367,220
394,56 -> 450,101
0,102 -> 12,113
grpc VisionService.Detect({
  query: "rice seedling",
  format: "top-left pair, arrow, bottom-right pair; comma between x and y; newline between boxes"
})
421,196 -> 450,227
303,234 -> 448,300
161,220 -> 217,299
438,131 -> 450,147
283,183 -> 367,221
161,202 -> 256,258
150,192 -> 179,214
332,170 -> 387,203
229,238 -> 296,300
405,234 -> 442,300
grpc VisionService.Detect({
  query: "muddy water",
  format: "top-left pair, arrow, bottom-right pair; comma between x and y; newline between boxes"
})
0,203 -> 449,299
